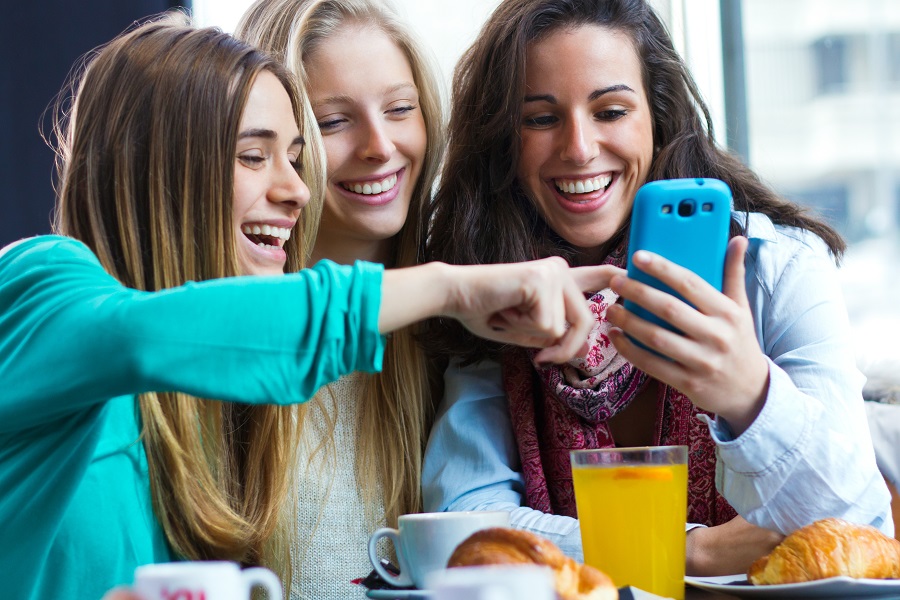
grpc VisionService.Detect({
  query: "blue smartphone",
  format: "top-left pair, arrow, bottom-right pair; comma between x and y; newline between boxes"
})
624,178 -> 732,340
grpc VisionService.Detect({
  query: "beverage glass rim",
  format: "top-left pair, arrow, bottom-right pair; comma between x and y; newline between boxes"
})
571,445 -> 686,454
570,445 -> 687,466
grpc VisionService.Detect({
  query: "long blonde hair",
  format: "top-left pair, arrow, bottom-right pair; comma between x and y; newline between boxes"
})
51,13 -> 323,580
237,0 -> 444,528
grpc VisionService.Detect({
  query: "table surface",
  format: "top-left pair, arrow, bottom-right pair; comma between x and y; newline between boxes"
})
365,583 -> 741,599
685,584 -> 739,600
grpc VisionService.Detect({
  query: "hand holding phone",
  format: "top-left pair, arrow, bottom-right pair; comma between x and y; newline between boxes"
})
624,178 -> 731,336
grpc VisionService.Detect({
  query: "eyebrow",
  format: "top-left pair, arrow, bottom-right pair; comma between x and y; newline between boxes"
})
524,84 -> 635,104
238,128 -> 305,147
314,82 -> 418,107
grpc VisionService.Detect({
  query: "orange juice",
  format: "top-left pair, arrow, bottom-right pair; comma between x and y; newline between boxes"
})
572,461 -> 688,600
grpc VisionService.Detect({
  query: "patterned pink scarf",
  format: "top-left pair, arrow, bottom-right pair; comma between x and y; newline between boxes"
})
501,254 -> 736,526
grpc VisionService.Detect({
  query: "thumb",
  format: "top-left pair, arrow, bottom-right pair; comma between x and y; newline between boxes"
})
722,235 -> 749,306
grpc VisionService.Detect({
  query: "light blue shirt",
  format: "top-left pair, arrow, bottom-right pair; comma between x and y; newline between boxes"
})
422,213 -> 893,562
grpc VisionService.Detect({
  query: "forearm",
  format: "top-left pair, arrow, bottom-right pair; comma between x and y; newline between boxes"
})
378,262 -> 452,334
715,232 -> 892,535
0,239 -> 384,428
710,361 -> 893,536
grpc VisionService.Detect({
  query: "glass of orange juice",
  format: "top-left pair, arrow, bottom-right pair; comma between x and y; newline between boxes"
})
571,446 -> 688,600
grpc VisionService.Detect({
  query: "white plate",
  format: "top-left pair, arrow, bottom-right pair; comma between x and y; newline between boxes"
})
365,586 -> 661,599
365,589 -> 432,599
685,574 -> 900,598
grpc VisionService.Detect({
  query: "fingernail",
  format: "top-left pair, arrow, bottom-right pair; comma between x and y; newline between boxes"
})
633,250 -> 651,264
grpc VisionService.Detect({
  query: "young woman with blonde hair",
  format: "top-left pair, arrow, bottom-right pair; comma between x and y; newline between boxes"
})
0,12 -> 621,600
237,1 -> 446,596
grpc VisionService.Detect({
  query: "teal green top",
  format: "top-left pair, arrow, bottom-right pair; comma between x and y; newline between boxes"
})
0,236 -> 386,600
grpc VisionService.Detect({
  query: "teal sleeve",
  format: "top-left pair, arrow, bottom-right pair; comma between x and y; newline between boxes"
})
0,236 -> 386,431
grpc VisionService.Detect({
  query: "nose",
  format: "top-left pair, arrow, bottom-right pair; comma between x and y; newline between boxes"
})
357,117 -> 394,163
269,158 -> 311,210
559,114 -> 598,166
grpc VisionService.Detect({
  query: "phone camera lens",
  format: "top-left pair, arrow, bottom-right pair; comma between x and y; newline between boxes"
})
677,199 -> 695,217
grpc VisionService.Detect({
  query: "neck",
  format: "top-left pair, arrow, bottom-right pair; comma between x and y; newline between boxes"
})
572,238 -> 620,266
311,236 -> 393,267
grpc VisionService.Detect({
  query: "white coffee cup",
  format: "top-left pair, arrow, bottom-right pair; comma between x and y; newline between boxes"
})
427,565 -> 556,600
367,511 -> 510,589
133,561 -> 282,600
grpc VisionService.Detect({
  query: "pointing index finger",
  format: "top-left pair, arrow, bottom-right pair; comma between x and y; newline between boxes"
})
571,265 -> 627,293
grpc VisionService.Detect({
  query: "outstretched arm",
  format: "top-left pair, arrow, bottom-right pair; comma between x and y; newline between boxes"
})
381,257 -> 624,364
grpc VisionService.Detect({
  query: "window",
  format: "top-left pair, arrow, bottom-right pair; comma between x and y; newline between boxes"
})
813,35 -> 850,95
744,0 -> 900,360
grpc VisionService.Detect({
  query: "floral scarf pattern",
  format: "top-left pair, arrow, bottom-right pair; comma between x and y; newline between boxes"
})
501,262 -> 736,526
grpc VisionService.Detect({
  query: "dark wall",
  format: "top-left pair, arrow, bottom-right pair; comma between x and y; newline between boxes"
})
0,0 -> 185,247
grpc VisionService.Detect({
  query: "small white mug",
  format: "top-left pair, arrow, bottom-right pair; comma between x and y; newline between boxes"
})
367,511 -> 510,589
427,565 -> 556,600
133,561 -> 282,600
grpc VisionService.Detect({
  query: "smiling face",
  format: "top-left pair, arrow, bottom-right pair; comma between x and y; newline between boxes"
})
304,24 -> 427,265
517,24 -> 654,264
233,70 -> 310,276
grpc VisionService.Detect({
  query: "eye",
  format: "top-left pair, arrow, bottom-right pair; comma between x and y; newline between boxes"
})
237,153 -> 266,168
595,109 -> 628,121
387,104 -> 417,117
523,114 -> 558,128
317,116 -> 348,133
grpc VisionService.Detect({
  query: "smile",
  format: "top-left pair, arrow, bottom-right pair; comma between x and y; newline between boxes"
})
340,173 -> 398,195
240,223 -> 292,250
554,174 -> 612,195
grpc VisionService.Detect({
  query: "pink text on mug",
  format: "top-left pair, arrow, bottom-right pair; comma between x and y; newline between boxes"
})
133,561 -> 282,600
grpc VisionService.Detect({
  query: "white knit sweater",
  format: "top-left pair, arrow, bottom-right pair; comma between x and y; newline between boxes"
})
291,372 -> 386,600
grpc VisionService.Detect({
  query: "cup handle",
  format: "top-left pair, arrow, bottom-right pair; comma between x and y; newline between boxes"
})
368,527 -> 414,588
241,566 -> 283,600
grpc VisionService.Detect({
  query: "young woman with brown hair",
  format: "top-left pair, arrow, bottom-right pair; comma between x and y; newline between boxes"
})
421,0 -> 893,577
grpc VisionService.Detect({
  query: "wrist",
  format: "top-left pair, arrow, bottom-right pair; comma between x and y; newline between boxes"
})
378,261 -> 454,334
685,527 -> 711,576
718,357 -> 770,436
426,261 -> 455,318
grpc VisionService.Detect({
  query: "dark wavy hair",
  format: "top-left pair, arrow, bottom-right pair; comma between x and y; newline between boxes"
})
422,0 -> 845,362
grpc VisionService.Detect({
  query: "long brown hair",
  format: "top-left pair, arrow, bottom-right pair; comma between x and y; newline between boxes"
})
237,0 -> 444,531
51,12 -> 319,578
423,0 -> 845,362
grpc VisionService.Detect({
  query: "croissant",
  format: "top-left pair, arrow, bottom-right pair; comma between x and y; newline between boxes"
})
447,527 -> 618,600
748,517 -> 900,585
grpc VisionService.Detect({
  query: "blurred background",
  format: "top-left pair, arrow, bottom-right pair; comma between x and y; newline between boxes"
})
3,0 -> 897,364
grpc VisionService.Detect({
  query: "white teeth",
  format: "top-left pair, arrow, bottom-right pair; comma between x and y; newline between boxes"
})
343,174 -> 398,195
241,224 -> 292,241
555,175 -> 612,195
